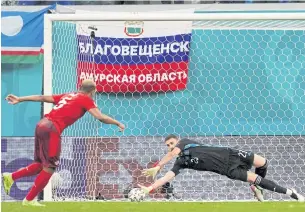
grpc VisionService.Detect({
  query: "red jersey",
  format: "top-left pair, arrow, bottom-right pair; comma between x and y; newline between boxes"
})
45,92 -> 97,134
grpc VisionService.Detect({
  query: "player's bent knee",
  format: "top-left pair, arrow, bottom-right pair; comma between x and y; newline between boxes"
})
253,154 -> 267,168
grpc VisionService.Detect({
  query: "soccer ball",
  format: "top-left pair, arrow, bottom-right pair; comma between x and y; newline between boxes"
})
128,188 -> 146,202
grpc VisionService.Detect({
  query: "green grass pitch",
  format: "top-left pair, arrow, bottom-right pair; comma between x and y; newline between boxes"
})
2,202 -> 305,212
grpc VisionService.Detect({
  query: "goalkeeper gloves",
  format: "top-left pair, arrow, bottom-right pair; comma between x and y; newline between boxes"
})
142,166 -> 161,180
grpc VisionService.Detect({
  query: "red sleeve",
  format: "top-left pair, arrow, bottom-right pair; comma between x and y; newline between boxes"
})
83,96 -> 97,111
52,94 -> 66,104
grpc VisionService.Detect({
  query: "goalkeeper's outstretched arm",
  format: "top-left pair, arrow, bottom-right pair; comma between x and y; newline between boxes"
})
158,147 -> 181,168
142,147 -> 180,179
138,171 -> 176,194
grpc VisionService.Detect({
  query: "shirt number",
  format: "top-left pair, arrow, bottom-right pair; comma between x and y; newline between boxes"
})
238,150 -> 248,158
53,94 -> 77,110
190,157 -> 199,164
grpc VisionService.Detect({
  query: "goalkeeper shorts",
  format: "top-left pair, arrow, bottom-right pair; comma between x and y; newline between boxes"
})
226,148 -> 255,182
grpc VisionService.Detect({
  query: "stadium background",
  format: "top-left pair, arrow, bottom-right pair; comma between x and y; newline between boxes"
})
1,2 -> 305,202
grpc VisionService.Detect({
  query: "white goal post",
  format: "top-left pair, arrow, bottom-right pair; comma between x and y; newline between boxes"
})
43,12 -> 305,202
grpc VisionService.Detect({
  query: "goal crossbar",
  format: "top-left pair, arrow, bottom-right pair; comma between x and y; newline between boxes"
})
45,13 -> 305,21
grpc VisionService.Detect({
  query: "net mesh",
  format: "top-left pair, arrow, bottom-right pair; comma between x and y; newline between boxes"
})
49,19 -> 305,201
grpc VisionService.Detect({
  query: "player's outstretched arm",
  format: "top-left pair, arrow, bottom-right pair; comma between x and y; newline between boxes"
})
142,147 -> 180,179
88,108 -> 125,131
158,147 -> 181,168
6,94 -> 55,104
138,171 -> 176,194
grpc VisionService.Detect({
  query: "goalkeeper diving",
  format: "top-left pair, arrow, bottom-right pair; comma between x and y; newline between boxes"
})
138,135 -> 304,202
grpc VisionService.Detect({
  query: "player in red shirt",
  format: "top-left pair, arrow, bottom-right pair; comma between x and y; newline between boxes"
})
2,80 -> 125,206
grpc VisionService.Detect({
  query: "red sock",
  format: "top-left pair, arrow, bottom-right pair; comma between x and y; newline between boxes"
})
12,163 -> 42,181
25,170 -> 52,201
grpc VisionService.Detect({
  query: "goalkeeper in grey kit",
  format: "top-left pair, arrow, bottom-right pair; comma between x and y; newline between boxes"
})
139,135 -> 304,202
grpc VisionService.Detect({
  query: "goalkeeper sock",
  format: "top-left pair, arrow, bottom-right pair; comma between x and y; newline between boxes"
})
255,160 -> 268,178
26,170 -> 52,201
12,163 -> 42,181
254,176 -> 286,194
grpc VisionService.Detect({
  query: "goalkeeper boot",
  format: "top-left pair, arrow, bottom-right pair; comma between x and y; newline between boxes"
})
250,184 -> 264,202
22,198 -> 46,207
2,172 -> 14,195
291,188 -> 304,202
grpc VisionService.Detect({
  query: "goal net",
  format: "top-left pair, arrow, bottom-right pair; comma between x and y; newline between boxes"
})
45,13 -> 305,201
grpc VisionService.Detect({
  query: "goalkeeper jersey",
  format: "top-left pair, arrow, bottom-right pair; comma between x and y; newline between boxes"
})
171,138 -> 230,176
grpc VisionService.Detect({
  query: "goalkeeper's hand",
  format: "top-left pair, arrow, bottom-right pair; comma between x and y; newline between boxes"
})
138,184 -> 153,194
142,166 -> 161,180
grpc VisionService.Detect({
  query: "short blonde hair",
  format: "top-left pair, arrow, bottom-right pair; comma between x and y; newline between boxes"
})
80,79 -> 96,93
